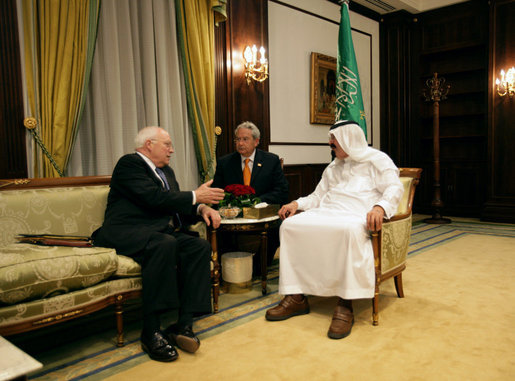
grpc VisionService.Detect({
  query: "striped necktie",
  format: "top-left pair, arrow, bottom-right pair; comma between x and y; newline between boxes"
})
155,167 -> 170,190
155,167 -> 182,230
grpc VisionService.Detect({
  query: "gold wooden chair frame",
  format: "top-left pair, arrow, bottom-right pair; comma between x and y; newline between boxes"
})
370,167 -> 422,325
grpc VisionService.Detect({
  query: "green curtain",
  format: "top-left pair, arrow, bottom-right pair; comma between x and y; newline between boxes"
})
175,0 -> 227,182
22,0 -> 100,177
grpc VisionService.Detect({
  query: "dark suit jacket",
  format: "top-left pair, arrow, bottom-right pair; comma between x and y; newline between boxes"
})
92,153 -> 198,256
212,149 -> 288,205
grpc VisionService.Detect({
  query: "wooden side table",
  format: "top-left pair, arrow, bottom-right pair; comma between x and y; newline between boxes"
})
209,215 -> 281,312
0,336 -> 42,381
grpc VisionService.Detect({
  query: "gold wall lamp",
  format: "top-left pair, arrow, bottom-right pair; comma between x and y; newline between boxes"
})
243,45 -> 268,85
495,67 -> 514,97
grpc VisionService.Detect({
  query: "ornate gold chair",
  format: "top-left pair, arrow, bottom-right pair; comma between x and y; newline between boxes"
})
370,167 -> 422,325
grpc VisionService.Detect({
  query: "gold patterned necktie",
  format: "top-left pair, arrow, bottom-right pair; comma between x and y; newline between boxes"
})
243,158 -> 251,186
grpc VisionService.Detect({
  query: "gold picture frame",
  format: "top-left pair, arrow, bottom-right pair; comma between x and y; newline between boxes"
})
310,52 -> 337,125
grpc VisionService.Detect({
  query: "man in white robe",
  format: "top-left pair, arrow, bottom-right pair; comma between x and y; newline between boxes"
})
265,120 -> 404,339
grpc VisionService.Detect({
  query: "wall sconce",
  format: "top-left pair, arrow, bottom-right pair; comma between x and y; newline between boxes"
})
495,67 -> 514,97
243,45 -> 268,85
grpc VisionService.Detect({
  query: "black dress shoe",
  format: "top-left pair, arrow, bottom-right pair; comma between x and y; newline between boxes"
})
164,324 -> 200,353
141,330 -> 179,362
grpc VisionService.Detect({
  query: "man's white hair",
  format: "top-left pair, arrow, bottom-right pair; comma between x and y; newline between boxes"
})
134,126 -> 161,149
235,121 -> 260,140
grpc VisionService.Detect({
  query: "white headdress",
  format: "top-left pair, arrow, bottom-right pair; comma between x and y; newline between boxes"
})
329,120 -> 398,173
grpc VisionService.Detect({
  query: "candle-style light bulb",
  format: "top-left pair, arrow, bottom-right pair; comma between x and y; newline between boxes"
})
252,45 -> 257,64
243,46 -> 253,63
259,46 -> 266,65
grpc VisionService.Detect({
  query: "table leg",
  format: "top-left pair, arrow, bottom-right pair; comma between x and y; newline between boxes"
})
209,228 -> 220,313
260,230 -> 268,295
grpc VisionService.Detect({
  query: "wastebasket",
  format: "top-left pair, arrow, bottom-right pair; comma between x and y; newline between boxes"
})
221,252 -> 253,293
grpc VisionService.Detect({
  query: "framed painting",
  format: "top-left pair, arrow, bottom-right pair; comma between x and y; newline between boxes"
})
310,52 -> 337,125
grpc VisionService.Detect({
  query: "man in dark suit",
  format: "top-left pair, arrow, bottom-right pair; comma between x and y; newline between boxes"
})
93,126 -> 225,363
212,121 -> 289,273
213,121 -> 288,205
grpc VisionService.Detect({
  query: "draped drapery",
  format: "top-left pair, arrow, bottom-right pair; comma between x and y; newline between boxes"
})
67,0 -> 199,190
21,0 -> 100,177
175,0 -> 226,182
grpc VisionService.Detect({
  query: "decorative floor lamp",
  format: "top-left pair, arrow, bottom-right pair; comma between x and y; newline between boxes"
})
423,73 -> 451,224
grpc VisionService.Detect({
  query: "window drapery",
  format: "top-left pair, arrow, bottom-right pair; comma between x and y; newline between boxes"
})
175,0 -> 227,182
68,0 -> 199,190
21,0 -> 100,177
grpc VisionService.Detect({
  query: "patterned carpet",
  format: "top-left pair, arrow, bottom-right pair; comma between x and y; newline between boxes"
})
29,217 -> 515,380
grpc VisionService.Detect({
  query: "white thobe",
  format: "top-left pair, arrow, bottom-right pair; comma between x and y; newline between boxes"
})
279,157 -> 403,299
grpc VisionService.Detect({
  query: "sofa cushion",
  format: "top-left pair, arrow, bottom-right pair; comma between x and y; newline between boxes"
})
0,185 -> 109,247
0,277 -> 142,327
115,255 -> 142,277
0,243 -> 118,305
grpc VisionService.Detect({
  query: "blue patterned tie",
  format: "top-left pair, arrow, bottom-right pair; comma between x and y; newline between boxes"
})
155,167 -> 182,230
155,167 -> 170,190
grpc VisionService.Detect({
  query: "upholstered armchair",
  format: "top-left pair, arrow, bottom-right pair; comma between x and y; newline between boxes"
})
370,167 -> 422,325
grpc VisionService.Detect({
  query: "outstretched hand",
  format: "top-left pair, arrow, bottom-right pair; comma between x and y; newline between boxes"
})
195,180 -> 225,204
367,205 -> 385,231
278,201 -> 299,220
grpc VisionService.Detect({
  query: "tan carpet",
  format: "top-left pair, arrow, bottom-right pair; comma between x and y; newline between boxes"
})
104,234 -> 515,380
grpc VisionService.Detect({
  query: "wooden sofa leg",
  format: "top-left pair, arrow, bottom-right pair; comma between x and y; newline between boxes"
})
115,295 -> 125,347
372,293 -> 379,326
210,228 -> 220,313
394,274 -> 405,298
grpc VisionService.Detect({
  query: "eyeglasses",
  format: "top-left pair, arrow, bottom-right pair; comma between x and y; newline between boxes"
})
234,137 -> 253,143
151,139 -> 173,149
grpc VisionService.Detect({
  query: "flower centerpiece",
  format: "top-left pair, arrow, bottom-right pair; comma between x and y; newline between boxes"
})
218,184 -> 261,218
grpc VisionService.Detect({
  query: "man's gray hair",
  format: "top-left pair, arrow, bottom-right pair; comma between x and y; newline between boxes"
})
235,121 -> 260,140
135,126 -> 161,149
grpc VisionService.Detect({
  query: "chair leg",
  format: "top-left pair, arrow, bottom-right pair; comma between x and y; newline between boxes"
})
394,274 -> 404,298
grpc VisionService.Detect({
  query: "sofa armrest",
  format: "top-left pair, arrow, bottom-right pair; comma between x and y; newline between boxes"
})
187,221 -> 207,240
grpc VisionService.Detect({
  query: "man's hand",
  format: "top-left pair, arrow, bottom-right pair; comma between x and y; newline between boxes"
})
199,204 -> 222,229
195,180 -> 225,204
367,205 -> 385,231
279,201 -> 299,220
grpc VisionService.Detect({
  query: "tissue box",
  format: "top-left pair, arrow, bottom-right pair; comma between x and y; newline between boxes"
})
243,204 -> 280,219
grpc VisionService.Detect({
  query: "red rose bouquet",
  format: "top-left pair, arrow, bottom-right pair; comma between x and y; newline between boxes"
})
219,184 -> 261,209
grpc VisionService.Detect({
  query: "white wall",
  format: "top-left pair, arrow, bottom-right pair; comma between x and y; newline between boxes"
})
268,0 -> 380,165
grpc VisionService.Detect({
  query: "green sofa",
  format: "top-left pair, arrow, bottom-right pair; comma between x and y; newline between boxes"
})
0,176 -> 142,346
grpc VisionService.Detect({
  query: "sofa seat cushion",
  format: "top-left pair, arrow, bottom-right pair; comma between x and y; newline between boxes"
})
0,277 -> 142,327
115,255 -> 142,277
0,244 -> 118,305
